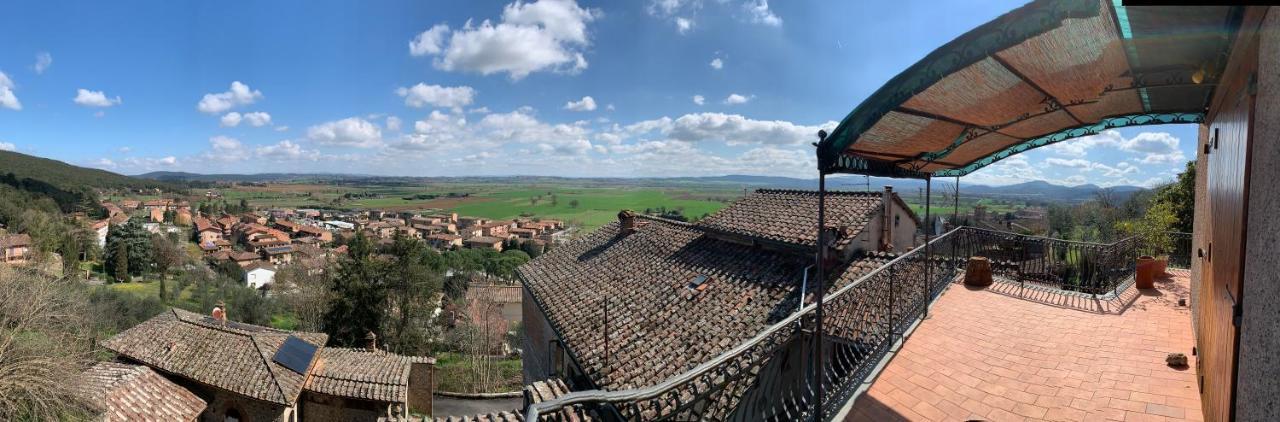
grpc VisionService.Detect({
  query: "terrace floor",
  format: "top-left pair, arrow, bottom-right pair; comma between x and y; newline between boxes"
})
848,270 -> 1200,421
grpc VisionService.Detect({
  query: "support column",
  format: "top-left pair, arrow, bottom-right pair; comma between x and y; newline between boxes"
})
813,171 -> 827,420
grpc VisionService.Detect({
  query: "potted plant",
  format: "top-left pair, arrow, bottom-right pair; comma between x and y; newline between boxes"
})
1139,202 -> 1178,278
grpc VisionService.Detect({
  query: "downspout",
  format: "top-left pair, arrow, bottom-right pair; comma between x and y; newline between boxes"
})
796,264 -> 815,314
881,186 -> 893,251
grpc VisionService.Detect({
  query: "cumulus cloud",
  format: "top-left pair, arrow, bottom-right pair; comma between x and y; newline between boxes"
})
307,117 -> 383,148
692,95 -> 705,105
1042,130 -> 1184,163
73,89 -> 122,107
1044,158 -> 1093,169
709,58 -> 723,70
220,112 -> 242,127
620,112 -> 834,146
744,0 -> 782,26
32,52 -> 52,74
197,81 -> 263,114
386,116 -> 402,132
723,93 -> 751,105
257,140 -> 318,161
0,71 -> 22,110
207,136 -> 247,161
675,17 -> 693,34
158,156 -> 178,166
396,83 -> 476,109
410,0 -> 601,80
564,96 -> 596,111
0,141 -> 14,151
243,111 -> 272,127
409,24 -> 450,56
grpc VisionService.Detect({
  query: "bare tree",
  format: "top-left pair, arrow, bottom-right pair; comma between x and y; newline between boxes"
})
0,267 -> 95,420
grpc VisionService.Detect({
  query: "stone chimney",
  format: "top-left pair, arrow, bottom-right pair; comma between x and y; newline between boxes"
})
881,186 -> 894,251
365,331 -> 378,352
618,210 -> 638,235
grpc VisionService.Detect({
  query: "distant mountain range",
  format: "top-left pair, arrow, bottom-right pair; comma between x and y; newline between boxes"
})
136,171 -> 1146,203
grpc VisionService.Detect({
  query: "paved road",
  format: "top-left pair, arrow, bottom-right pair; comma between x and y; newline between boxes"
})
432,395 -> 523,418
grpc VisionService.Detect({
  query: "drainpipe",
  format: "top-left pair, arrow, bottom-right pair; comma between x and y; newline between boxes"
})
797,264 -> 815,314
882,186 -> 894,251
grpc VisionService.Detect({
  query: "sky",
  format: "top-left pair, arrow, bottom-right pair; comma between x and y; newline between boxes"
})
0,0 -> 1196,187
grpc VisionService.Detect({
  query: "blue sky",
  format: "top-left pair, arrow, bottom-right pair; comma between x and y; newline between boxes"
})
0,0 -> 1196,187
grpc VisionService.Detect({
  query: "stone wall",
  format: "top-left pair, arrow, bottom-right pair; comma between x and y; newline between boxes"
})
1236,8 -> 1280,421
197,387 -> 292,422
521,287 -> 557,384
408,361 -> 434,415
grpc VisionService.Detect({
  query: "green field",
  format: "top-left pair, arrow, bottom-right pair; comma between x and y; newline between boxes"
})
204,183 -> 735,232
450,188 -> 728,230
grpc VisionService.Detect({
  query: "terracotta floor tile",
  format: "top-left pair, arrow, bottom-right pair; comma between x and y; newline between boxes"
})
846,271 -> 1202,421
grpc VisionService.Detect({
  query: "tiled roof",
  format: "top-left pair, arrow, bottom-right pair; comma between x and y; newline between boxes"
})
466,284 -> 522,304
517,216 -> 813,390
304,348 -> 422,403
466,236 -> 504,245
78,361 -> 207,422
194,218 -> 218,233
694,189 -> 889,249
0,233 -> 32,248
100,308 -> 328,405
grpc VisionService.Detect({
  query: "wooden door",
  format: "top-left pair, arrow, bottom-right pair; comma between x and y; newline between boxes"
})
1198,76 -> 1252,422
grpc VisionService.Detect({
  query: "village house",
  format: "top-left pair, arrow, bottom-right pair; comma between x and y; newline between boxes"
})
119,199 -> 141,210
425,233 -> 463,251
102,202 -> 125,218
274,220 -> 302,236
261,244 -> 295,266
0,233 -> 33,265
508,227 -> 538,240
296,225 -> 333,243
518,189 -> 916,395
459,226 -> 484,239
244,261 -> 276,289
99,308 -> 435,422
479,221 -> 512,238
149,207 -> 165,223
76,361 -> 207,421
194,217 -> 222,244
456,216 -> 489,229
464,236 -> 504,251
465,284 -> 522,326
90,219 -> 109,248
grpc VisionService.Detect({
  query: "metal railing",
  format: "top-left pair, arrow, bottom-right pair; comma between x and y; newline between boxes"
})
951,227 -> 1139,295
1167,232 -> 1192,269
526,229 -> 963,421
524,227 -> 1173,421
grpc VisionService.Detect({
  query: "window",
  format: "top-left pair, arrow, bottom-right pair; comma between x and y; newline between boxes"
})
550,339 -> 565,377
894,214 -> 900,227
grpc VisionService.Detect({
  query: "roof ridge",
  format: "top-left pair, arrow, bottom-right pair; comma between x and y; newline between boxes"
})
754,188 -> 882,196
632,213 -> 694,227
250,334 -> 291,404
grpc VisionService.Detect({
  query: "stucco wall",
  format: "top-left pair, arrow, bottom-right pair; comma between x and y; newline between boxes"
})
521,287 -> 555,384
1236,8 -> 1280,421
198,387 -> 291,422
1191,124 -> 1208,343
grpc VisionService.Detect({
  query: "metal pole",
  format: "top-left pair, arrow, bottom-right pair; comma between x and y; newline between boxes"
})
925,177 -> 932,312
813,171 -> 827,420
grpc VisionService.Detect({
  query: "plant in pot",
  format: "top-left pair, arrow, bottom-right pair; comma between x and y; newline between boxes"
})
1133,202 -> 1178,287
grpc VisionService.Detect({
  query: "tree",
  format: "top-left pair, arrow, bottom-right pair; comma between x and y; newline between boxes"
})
1153,161 -> 1195,233
111,242 -> 129,283
0,268 -> 96,420
382,235 -> 443,354
569,199 -> 580,208
323,233 -> 387,347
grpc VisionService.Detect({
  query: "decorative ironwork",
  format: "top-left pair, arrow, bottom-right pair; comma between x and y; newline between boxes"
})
932,112 -> 1204,177
951,227 -> 1138,295
826,154 -> 932,179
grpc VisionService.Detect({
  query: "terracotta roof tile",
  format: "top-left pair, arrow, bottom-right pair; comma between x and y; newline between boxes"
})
695,189 -> 886,249
304,348 -> 421,403
100,308 -> 328,405
78,361 -> 206,422
0,233 -> 32,248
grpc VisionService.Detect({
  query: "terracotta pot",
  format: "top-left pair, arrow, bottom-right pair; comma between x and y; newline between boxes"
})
1136,255 -> 1157,289
1154,255 -> 1169,277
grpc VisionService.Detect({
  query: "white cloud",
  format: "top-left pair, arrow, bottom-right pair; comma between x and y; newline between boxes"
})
396,83 -> 476,109
205,135 -> 251,162
257,140 -> 318,161
413,0 -> 601,80
409,24 -> 450,56
620,112 -> 834,146
709,58 -> 723,70
197,81 -> 263,114
564,96 -> 596,111
73,89 -> 122,107
220,112 -> 242,127
158,156 -> 178,166
744,0 -> 782,26
1043,130 -> 1185,164
0,72 -> 22,110
1044,158 -> 1093,169
243,111 -> 272,127
675,17 -> 693,34
118,146 -> 132,153
692,95 -> 705,105
723,93 -> 752,105
32,52 -> 52,75
1062,175 -> 1087,185
386,116 -> 402,132
275,126 -> 290,132
0,141 -> 14,151
92,158 -> 116,168
307,117 -> 383,148
468,107 -> 491,114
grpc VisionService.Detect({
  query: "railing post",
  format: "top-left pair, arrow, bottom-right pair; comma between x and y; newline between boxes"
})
924,177 -> 932,313
812,169 -> 827,420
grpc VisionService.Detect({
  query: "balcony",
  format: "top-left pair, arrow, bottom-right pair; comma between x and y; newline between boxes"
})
524,227 -> 1199,421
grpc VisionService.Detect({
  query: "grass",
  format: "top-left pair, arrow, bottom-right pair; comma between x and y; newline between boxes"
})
434,351 -> 524,393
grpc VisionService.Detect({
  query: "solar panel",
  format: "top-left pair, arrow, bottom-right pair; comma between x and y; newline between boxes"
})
687,274 -> 709,290
273,336 -> 318,374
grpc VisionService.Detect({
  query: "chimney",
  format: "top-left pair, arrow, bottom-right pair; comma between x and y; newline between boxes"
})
212,301 -> 227,326
618,210 -> 638,235
365,331 -> 378,352
881,186 -> 894,251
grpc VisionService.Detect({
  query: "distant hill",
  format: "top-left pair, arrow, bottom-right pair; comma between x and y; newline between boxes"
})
137,170 -> 1145,203
0,150 -> 172,191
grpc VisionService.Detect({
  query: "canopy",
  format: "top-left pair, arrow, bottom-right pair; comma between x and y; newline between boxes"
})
816,0 -> 1243,177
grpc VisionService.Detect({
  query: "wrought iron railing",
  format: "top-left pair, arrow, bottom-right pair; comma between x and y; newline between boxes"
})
523,227 -> 1170,421
950,227 -> 1139,295
1168,232 -> 1192,269
525,229 -> 963,421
